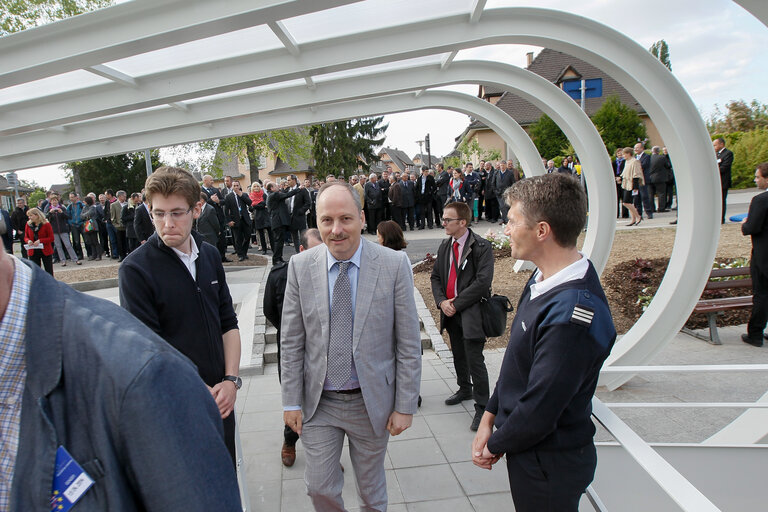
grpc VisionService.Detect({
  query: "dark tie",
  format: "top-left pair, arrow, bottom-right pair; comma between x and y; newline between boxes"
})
447,241 -> 459,299
328,261 -> 353,387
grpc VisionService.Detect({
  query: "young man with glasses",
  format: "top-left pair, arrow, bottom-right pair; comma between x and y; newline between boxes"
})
430,201 -> 493,431
118,166 -> 242,464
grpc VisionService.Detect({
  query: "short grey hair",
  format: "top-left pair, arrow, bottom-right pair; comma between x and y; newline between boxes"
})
116,190 -> 126,198
369,173 -> 377,180
652,146 -> 661,154
317,182 -> 362,212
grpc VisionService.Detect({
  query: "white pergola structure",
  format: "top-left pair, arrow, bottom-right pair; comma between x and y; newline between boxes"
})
2,2 -> 767,508
0,0 -> 723,389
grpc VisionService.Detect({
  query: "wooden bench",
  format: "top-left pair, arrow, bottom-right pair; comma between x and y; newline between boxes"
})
682,267 -> 752,345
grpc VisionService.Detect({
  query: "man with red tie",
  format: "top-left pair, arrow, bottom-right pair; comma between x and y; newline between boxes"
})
431,201 -> 494,431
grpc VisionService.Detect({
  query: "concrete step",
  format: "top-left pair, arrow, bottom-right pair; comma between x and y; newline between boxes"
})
266,325 -> 277,344
421,331 -> 432,350
264,343 -> 278,364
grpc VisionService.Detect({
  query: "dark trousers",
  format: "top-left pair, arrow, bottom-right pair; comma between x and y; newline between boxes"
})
616,183 -> 629,218
748,265 -> 768,339
70,226 -> 85,259
30,252 -> 53,276
116,229 -> 127,259
289,228 -> 304,251
392,207 -> 405,230
445,315 -> 488,413
99,223 -> 110,256
666,180 -> 675,209
506,444 -> 597,512
638,184 -> 653,218
106,223 -> 119,258
367,207 -> 382,235
216,230 -> 227,260
477,194 -> 485,219
272,225 -> 287,263
652,182 -> 667,211
222,413 -> 236,467
417,201 -> 433,228
433,197 -> 445,226
232,223 -> 250,257
127,236 -> 138,254
485,196 -> 499,222
721,172 -> 730,223
383,202 -> 391,221
403,206 -> 415,230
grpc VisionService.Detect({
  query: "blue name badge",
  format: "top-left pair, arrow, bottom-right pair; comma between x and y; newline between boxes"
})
50,446 -> 94,511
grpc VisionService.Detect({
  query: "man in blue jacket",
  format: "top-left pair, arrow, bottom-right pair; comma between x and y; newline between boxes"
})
119,166 -> 243,463
0,242 -> 241,511
472,173 -> 616,512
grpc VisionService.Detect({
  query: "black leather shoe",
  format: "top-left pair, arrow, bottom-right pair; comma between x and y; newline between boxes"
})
238,255 -> 247,262
470,411 -> 483,432
741,334 -> 763,347
764,333 -> 768,341
222,257 -> 232,262
445,390 -> 472,406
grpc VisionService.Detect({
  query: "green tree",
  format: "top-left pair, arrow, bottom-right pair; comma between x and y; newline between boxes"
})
707,100 -> 768,134
204,130 -> 312,179
64,151 -> 163,196
457,137 -> 502,164
310,117 -> 388,179
649,40 -> 672,71
528,114 -> 569,159
729,129 -> 768,189
590,95 -> 647,156
1,0 -> 112,35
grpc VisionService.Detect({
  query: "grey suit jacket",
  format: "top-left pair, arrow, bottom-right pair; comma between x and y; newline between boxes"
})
280,239 -> 422,436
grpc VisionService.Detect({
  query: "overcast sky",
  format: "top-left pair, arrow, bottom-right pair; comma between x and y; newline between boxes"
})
15,0 -> 768,187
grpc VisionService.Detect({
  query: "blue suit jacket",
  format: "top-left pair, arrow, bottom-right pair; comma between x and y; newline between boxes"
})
10,260 -> 241,511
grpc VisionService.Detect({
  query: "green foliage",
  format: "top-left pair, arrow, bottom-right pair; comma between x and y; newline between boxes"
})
728,129 -> 768,189
590,95 -> 647,156
309,117 -> 387,179
649,40 -> 672,71
28,188 -> 46,206
443,155 -> 462,169
707,100 -> 768,134
64,151 -> 163,196
528,114 -> 569,160
1,0 -> 112,35
553,156 -> 564,167
457,137 -> 502,163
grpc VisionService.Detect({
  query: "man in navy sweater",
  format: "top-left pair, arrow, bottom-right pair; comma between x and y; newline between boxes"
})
472,173 -> 616,512
119,166 -> 242,464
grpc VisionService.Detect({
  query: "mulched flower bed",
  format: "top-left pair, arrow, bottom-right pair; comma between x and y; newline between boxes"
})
602,257 -> 751,331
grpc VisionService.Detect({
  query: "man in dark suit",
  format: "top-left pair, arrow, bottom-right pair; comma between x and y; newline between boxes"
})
223,180 -> 252,261
285,175 -> 310,253
435,164 -> 451,225
416,165 -> 436,229
266,181 -> 301,264
714,137 -> 734,224
649,146 -> 672,213
613,148 -> 628,218
202,174 -> 230,262
10,198 -> 29,258
365,172 -> 384,234
133,194 -> 155,244
388,175 -> 404,230
741,162 -> 768,347
634,142 -> 653,219
495,162 -> 517,223
197,192 -> 221,247
401,173 -> 416,231
430,201 -> 493,431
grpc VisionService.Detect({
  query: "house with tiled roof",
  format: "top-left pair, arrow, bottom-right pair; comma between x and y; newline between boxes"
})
456,48 -> 662,165
412,153 -> 439,169
378,147 -> 414,174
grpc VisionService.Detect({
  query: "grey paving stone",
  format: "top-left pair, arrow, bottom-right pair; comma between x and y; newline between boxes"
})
451,461 -> 510,495
424,412 -> 473,437
248,478 -> 282,512
264,343 -> 278,363
386,469 -> 405,504
467,491 -> 513,509
392,416 -> 432,441
242,453 -> 284,488
280,478 -> 314,511
240,429 -> 285,456
415,396 -> 466,417
434,433 -> 475,463
418,378 -> 452,397
238,411 -> 284,433
387,437 -> 447,469
395,464 -> 464,502
242,392 -> 283,414
405,497 -> 474,512
419,364 -> 441,381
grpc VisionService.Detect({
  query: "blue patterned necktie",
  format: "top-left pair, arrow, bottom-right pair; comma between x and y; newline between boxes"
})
328,261 -> 353,387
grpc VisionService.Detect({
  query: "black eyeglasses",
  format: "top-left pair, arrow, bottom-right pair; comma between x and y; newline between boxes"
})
441,217 -> 461,224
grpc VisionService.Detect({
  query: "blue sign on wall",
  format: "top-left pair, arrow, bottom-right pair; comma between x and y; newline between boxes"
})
562,78 -> 603,100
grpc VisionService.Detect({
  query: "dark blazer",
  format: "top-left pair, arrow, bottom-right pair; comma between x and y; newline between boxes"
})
650,154 -> 672,184
415,174 -> 436,204
224,191 -> 252,228
364,181 -> 383,209
388,181 -> 402,207
1,209 -> 12,252
435,171 -> 451,200
400,179 -> 416,208
430,229 -> 494,340
122,204 -> 136,239
133,203 -> 154,243
743,190 -> 768,276
289,187 -> 311,231
267,187 -> 301,229
12,261 -> 240,511
495,169 -> 517,198
636,152 -> 652,182
202,186 -> 226,226
717,147 -> 734,186
196,203 -> 221,247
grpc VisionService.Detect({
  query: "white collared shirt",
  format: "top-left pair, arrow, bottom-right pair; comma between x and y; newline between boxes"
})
529,253 -> 588,301
171,236 -> 200,281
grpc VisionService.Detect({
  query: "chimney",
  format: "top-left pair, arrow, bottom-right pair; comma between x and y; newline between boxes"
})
526,52 -> 534,67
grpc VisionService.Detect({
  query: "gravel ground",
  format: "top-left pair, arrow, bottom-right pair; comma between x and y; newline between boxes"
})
414,224 -> 752,349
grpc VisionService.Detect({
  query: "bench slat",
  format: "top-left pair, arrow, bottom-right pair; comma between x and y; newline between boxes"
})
705,279 -> 752,291
709,267 -> 751,278
693,296 -> 752,314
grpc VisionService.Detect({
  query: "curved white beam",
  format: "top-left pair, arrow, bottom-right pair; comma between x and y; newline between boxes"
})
0,60 -> 616,274
0,0 -> 361,89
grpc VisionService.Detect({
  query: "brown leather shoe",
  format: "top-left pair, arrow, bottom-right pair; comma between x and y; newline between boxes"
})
281,443 -> 296,467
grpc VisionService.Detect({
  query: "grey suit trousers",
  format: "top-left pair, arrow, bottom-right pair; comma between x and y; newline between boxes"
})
302,391 -> 389,512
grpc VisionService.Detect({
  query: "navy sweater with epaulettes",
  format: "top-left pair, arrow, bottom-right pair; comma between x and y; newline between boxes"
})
486,262 -> 616,455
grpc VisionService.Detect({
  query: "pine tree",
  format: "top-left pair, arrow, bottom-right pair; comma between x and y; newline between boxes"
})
309,117 -> 388,179
649,40 -> 672,71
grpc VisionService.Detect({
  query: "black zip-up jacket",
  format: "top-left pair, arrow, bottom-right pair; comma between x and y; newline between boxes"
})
118,230 -> 238,386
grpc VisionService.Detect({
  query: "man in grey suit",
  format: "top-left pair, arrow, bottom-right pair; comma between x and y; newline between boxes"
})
281,182 -> 422,511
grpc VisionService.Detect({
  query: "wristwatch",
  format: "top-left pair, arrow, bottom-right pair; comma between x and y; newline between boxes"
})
222,375 -> 242,390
